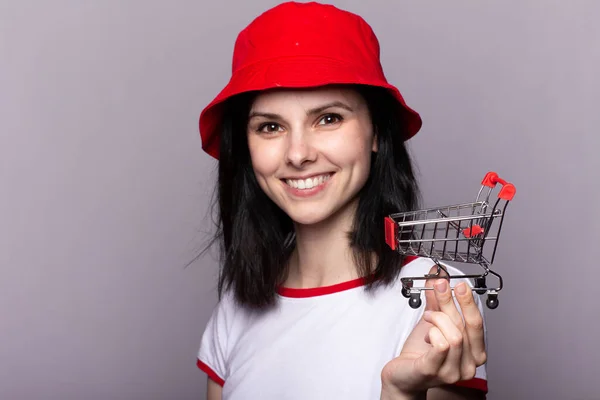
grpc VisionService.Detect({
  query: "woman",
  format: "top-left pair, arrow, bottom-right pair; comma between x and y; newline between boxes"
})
196,2 -> 488,399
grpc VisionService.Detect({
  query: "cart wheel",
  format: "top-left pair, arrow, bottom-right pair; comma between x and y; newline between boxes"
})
402,279 -> 413,299
486,294 -> 499,309
475,277 -> 487,295
409,293 -> 422,309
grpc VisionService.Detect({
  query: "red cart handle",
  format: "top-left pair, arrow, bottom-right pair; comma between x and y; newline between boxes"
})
481,171 -> 516,201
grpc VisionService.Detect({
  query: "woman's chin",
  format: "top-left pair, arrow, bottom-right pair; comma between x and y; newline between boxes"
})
290,216 -> 328,227
286,210 -> 333,227
282,197 -> 359,228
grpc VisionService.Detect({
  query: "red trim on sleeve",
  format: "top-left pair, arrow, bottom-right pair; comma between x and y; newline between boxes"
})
454,377 -> 488,393
197,359 -> 225,387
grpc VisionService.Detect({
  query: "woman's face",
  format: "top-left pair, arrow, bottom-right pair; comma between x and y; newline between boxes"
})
246,86 -> 376,226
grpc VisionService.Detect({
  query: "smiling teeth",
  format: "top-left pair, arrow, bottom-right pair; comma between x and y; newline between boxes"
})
286,174 -> 331,189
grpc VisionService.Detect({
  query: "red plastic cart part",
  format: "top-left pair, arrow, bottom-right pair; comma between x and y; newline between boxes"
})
462,225 -> 484,238
384,216 -> 397,250
481,171 -> 516,201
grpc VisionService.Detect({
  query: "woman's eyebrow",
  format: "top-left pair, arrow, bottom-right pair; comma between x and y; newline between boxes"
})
248,111 -> 281,120
304,101 -> 354,115
248,101 -> 354,120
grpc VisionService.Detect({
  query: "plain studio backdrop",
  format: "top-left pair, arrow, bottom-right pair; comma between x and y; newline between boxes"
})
1,1 -> 598,399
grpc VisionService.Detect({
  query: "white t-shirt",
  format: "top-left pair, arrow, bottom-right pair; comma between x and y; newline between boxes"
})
197,256 -> 488,399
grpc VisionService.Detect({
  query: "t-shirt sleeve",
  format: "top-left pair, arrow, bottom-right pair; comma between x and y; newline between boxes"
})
400,258 -> 489,394
196,293 -> 234,387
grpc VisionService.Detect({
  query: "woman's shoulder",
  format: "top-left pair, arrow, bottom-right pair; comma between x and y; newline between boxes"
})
399,256 -> 437,276
206,288 -> 273,337
207,289 -> 245,326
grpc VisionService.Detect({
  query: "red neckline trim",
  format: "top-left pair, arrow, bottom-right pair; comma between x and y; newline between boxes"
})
278,275 -> 369,298
277,255 -> 418,298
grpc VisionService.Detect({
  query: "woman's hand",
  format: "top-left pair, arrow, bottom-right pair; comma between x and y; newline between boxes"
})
380,266 -> 487,399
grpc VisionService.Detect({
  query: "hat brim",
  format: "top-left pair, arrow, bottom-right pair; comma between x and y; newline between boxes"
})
199,56 -> 422,159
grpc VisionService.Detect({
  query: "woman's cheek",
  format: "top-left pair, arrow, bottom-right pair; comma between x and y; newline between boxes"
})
249,139 -> 283,174
323,134 -> 370,164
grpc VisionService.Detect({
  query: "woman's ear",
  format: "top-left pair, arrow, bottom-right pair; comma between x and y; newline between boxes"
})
371,133 -> 378,152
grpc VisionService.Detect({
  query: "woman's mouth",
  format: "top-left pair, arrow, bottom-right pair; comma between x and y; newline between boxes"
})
284,174 -> 332,189
282,173 -> 333,197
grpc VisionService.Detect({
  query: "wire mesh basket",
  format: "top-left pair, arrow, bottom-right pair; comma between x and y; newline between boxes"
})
385,172 -> 516,309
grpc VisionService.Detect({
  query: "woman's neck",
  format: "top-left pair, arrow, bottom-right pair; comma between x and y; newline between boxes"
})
283,201 -> 361,289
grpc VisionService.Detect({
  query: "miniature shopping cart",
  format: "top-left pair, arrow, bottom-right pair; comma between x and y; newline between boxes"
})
384,172 -> 516,310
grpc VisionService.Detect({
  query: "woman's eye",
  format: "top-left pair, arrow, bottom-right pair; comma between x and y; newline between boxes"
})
258,123 -> 283,134
318,114 -> 342,125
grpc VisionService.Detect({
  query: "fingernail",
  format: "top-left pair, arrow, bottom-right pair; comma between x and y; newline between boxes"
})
456,282 -> 467,295
423,310 -> 432,320
435,279 -> 448,293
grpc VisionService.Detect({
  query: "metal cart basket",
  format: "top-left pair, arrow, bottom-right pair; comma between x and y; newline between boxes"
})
384,172 -> 516,309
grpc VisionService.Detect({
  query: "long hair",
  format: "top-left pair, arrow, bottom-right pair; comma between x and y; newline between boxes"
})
209,85 -> 421,309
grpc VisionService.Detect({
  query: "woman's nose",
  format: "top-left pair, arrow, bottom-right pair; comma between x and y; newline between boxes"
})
285,130 -> 317,167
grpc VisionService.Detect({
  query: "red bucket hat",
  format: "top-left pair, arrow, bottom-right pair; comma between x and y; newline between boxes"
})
199,1 -> 422,160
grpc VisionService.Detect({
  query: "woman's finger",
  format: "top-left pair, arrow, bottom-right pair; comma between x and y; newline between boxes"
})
414,325 -> 448,378
424,264 -> 448,312
423,311 -> 464,383
454,281 -> 487,366
432,278 -> 464,329
456,320 -> 477,380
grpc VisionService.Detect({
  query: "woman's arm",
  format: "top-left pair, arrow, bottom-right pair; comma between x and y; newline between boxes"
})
207,378 -> 223,400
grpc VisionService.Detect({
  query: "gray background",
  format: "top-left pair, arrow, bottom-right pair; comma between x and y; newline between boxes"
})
1,1 -> 598,399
